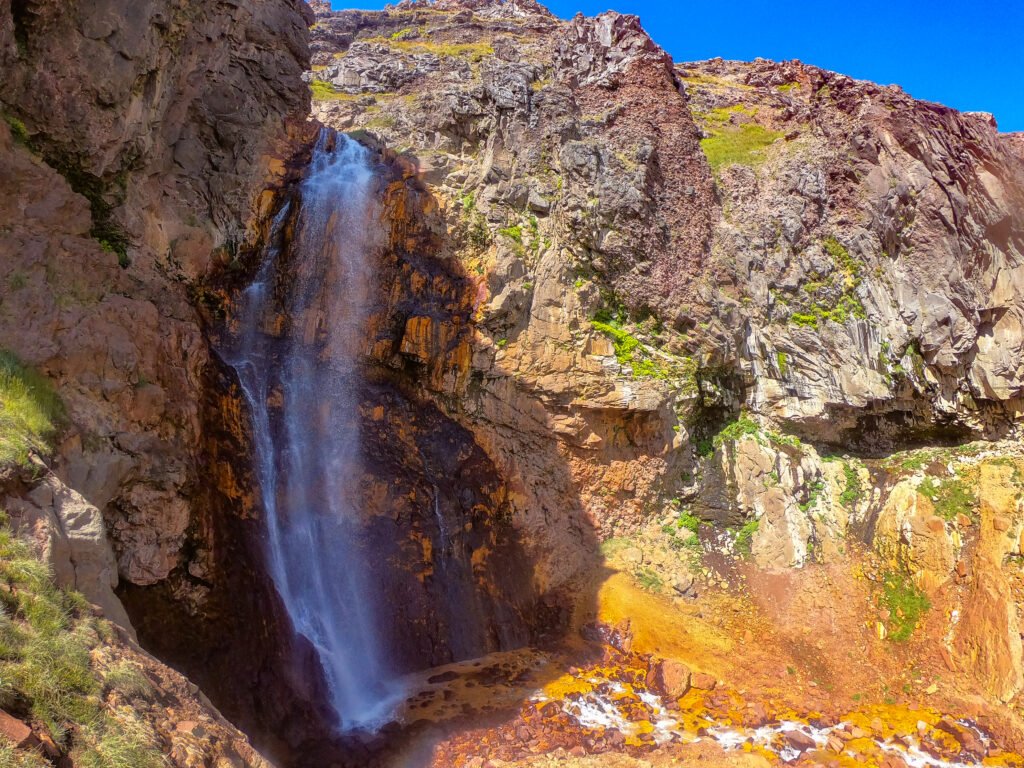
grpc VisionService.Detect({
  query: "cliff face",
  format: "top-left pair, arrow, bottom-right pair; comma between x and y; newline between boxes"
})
302,1 -> 1024,762
4,0 -> 1024,765
307,0 -> 1024,558
0,0 -> 311,764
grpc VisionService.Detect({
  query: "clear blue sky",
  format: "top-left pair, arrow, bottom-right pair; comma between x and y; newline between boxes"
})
330,0 -> 1024,132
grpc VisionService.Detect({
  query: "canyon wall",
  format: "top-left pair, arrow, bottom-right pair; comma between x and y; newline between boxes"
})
305,0 -> 1024,729
0,0 -> 312,763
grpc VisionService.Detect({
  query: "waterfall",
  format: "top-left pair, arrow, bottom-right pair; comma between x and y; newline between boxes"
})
223,130 -> 402,731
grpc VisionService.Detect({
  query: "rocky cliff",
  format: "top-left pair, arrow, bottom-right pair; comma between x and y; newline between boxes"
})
300,1 -> 1024,764
0,0 -> 311,764
3,0 -> 1024,766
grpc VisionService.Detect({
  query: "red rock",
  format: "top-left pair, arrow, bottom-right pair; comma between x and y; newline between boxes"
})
691,672 -> 717,690
0,711 -> 34,748
648,659 -> 691,700
994,516 -> 1011,532
783,729 -> 817,753
826,734 -> 844,753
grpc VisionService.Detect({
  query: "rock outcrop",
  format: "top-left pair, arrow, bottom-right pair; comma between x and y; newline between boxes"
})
0,0 -> 311,764
301,2 -> 1024,756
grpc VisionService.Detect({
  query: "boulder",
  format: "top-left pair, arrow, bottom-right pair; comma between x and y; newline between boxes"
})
647,659 -> 691,701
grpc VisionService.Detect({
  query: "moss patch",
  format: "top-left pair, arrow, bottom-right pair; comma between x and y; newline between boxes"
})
700,122 -> 783,173
878,570 -> 930,642
918,476 -> 977,521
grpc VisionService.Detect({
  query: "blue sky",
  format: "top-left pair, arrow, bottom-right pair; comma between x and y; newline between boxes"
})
330,0 -> 1024,133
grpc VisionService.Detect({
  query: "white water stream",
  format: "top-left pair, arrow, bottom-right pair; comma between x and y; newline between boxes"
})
224,131 -> 402,731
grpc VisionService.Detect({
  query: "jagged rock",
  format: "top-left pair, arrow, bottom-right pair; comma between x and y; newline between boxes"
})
647,658 -> 691,701
7,469 -> 135,636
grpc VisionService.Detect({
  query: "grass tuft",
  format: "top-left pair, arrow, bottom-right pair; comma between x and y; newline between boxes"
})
734,519 -> 759,557
700,123 -> 783,173
879,570 -> 930,642
0,516 -> 165,765
0,351 -> 63,467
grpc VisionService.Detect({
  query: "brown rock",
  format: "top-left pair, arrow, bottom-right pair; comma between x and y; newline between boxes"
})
691,672 -> 717,690
0,711 -> 34,748
936,718 -> 987,759
648,659 -> 691,700
782,729 -> 817,753
994,515 -> 1011,532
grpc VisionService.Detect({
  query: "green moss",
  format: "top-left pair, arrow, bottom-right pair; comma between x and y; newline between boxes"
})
776,350 -> 788,376
498,224 -> 523,243
788,237 -> 866,329
798,479 -> 825,513
879,570 -> 930,642
700,122 -> 784,173
635,568 -> 664,592
590,320 -> 677,381
676,511 -> 702,534
918,476 -> 976,521
0,351 -> 64,467
712,415 -> 760,450
3,115 -> 30,145
790,312 -> 819,329
840,462 -> 862,510
734,519 -> 759,557
898,452 -> 931,471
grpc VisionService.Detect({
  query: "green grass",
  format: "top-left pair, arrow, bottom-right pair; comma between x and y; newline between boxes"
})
712,415 -> 760,450
309,79 -> 361,101
734,519 -> 759,557
366,36 -> 494,61
0,744 -> 49,767
102,662 -> 153,700
0,515 -> 165,765
700,123 -> 783,172
918,476 -> 976,521
590,320 -> 674,381
879,570 -> 930,642
840,462 -> 862,510
899,452 -> 931,471
0,351 -> 64,467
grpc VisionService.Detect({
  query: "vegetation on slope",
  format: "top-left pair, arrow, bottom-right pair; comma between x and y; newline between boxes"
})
0,351 -> 63,467
0,513 -> 165,766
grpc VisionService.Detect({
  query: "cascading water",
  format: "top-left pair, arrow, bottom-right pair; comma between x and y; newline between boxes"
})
224,130 -> 402,731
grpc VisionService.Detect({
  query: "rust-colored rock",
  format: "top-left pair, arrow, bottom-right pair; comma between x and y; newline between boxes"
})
647,659 -> 691,701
